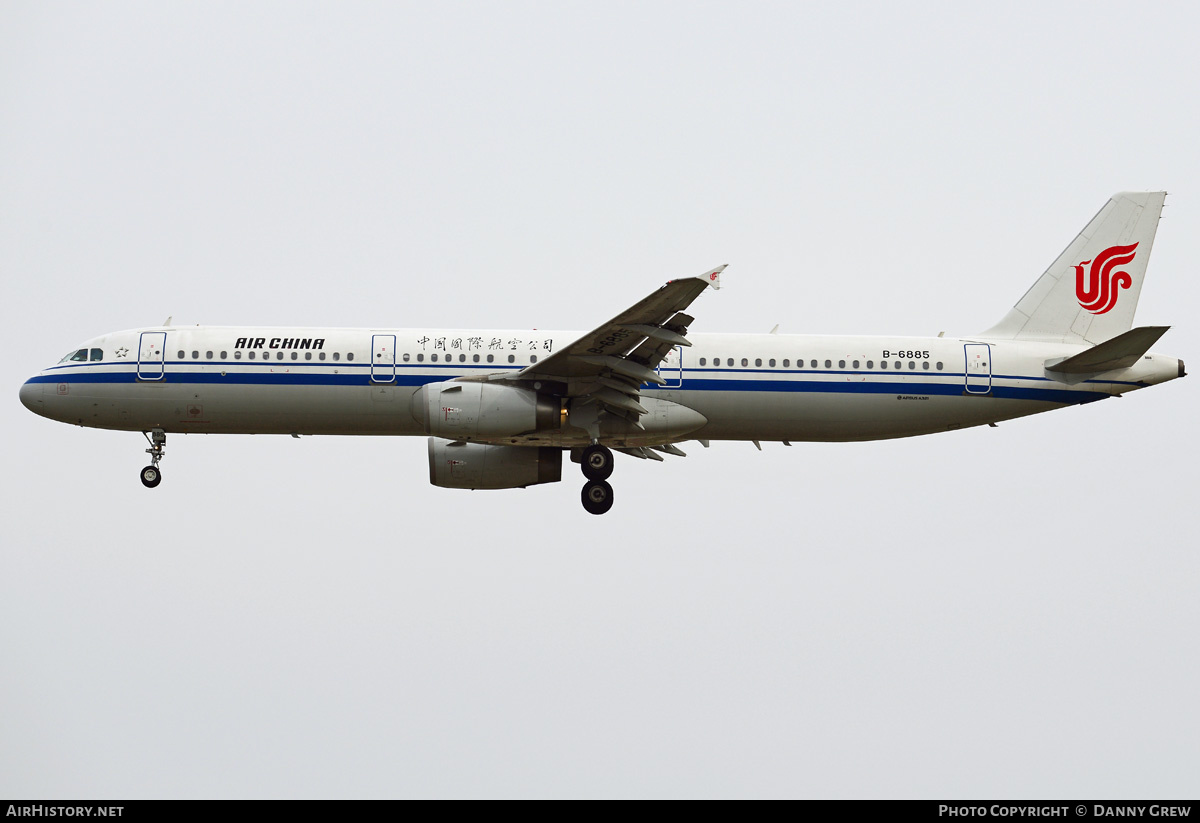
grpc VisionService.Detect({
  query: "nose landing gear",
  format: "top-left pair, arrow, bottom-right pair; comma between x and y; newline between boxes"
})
579,444 -> 614,514
140,429 -> 166,488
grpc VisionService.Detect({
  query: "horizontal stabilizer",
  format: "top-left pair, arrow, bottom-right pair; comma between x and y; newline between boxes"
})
1045,326 -> 1169,377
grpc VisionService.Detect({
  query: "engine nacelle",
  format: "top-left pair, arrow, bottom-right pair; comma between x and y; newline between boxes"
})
412,381 -> 560,440
427,438 -> 563,490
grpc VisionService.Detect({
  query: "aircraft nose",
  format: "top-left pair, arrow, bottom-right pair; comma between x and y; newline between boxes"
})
19,379 -> 44,414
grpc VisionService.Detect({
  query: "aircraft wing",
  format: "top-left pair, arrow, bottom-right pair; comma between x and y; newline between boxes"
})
479,265 -> 724,420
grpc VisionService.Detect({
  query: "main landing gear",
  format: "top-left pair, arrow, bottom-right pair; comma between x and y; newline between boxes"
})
140,429 -> 166,488
580,443 -> 614,515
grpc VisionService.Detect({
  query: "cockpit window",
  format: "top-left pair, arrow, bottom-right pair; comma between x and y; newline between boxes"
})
90,348 -> 103,361
59,349 -> 88,363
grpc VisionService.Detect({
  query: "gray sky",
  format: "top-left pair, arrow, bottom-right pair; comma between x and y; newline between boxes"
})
2,0 -> 1197,798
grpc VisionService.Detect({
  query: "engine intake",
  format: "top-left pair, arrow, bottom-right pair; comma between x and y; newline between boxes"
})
427,438 -> 562,490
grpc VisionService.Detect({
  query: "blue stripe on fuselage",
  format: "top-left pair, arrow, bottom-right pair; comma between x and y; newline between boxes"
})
25,368 -> 1112,404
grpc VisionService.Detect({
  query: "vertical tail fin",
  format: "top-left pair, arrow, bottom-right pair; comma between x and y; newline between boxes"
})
982,192 -> 1166,344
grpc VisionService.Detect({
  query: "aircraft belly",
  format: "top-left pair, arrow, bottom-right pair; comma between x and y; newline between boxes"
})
674,389 -> 1057,442
199,384 -> 425,435
39,381 -> 183,431
75,381 -> 425,436
135,383 -> 1071,440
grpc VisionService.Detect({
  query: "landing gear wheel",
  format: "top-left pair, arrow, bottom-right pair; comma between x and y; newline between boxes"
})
581,480 -> 614,515
581,444 -> 614,481
140,465 -> 162,488
140,429 -> 166,488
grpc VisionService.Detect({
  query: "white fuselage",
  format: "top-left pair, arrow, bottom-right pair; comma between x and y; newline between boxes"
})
19,325 -> 1182,445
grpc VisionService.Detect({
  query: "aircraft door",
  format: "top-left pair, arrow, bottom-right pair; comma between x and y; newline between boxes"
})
137,332 -> 167,381
371,334 -> 396,383
656,346 -> 683,388
964,343 -> 992,394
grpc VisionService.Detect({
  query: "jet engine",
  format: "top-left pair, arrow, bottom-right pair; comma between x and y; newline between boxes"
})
412,381 -> 561,440
427,438 -> 562,490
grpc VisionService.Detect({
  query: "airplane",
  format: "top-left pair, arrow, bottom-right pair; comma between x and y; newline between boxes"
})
19,192 -> 1185,514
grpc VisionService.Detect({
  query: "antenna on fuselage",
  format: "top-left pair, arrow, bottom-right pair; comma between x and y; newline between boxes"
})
162,316 -> 173,327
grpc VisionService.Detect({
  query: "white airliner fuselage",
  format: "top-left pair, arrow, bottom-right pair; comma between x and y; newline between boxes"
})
19,327 -> 1182,440
19,193 -> 1185,513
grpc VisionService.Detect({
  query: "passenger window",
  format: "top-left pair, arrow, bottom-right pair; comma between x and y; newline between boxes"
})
431,353 -> 438,362
768,359 -> 775,367
754,358 -> 762,367
248,351 -> 256,360
880,361 -> 887,369
866,360 -> 874,369
852,360 -> 860,369
727,358 -> 734,367
90,348 -> 103,361
347,353 -> 354,361
741,358 -> 748,367
191,351 -> 198,359
177,350 -> 185,359
305,352 -> 312,361
402,353 -> 410,362
333,352 -> 341,361
824,360 -> 831,369
782,359 -> 790,368
473,354 -> 480,363
908,361 -> 916,369
207,351 -> 214,360
699,357 -> 706,366
234,351 -> 242,360
922,361 -> 930,370
460,354 -> 467,363
838,359 -> 845,368
276,352 -> 284,360
486,354 -> 494,363
319,352 -> 326,361
508,354 -> 515,363
220,351 -> 227,359
936,362 -> 944,370
530,355 -> 537,363
894,361 -> 901,369
291,352 -> 298,360
811,360 -> 817,368
417,353 -> 424,362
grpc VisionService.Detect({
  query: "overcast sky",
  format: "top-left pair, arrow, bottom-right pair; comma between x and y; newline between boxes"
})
2,1 -> 1197,799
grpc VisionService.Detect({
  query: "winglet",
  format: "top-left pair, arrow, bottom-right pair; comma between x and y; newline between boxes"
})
700,264 -> 727,290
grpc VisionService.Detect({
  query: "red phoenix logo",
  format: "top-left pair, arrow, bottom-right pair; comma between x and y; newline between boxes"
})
1075,243 -> 1138,315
